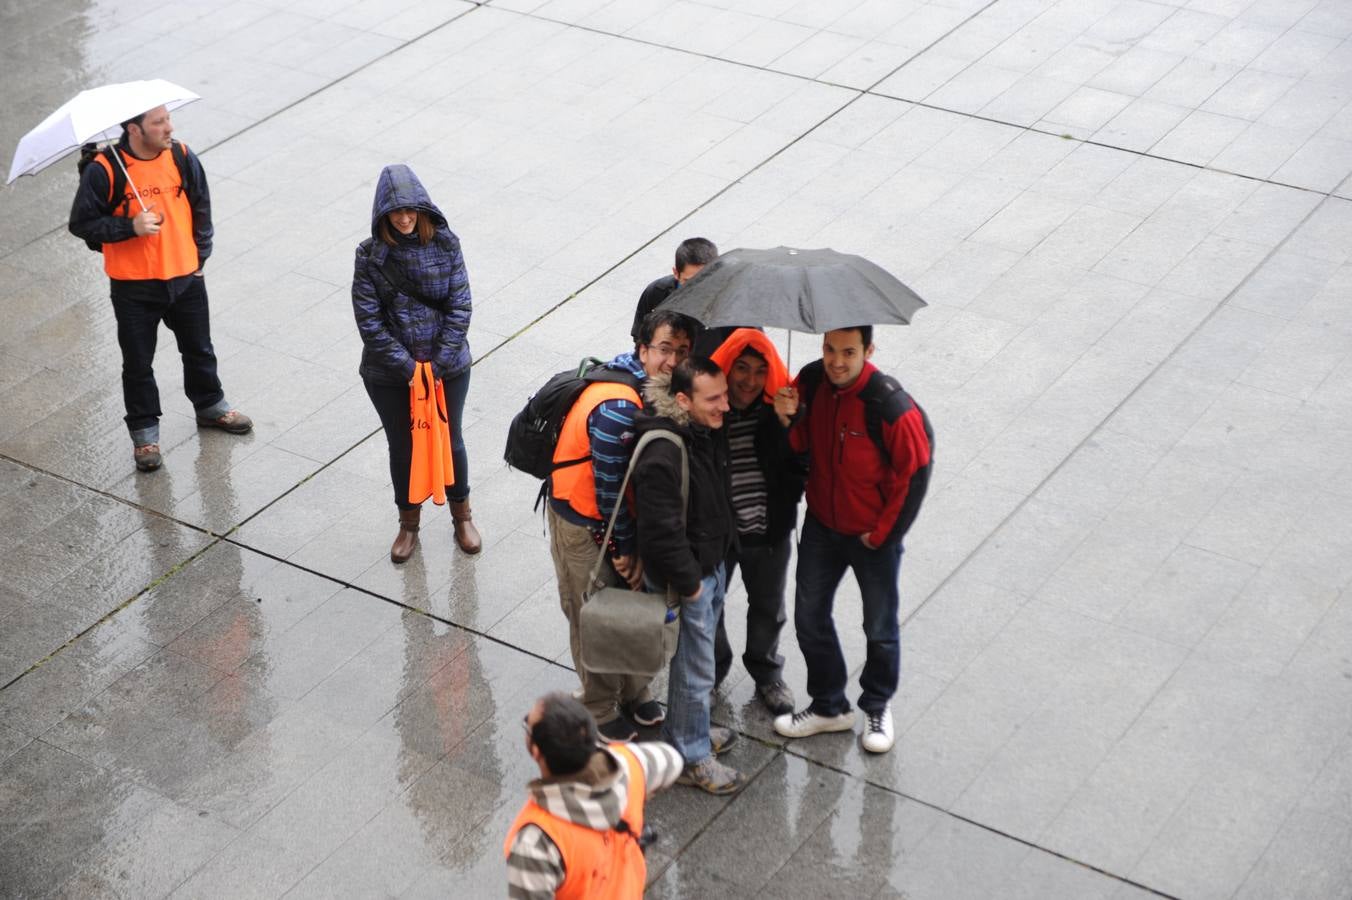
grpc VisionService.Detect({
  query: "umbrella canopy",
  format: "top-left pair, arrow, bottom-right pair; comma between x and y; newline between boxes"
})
7,79 -> 200,184
657,246 -> 927,334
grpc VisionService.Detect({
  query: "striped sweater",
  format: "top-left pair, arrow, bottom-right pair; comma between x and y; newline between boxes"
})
506,741 -> 683,898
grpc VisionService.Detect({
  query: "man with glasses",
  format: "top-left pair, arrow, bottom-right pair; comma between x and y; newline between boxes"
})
546,310 -> 695,742
506,692 -> 682,899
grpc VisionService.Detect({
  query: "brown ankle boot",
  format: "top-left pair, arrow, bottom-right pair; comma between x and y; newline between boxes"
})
391,507 -> 421,563
449,499 -> 482,554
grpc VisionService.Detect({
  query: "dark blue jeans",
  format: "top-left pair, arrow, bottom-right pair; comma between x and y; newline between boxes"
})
794,513 -> 903,717
364,368 -> 470,509
111,274 -> 228,444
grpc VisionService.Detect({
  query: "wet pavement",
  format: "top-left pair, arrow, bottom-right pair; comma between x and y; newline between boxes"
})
2,0 -> 1352,897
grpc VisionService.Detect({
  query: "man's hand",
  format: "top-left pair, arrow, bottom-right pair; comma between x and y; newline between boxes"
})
682,584 -> 703,603
859,533 -> 878,550
132,206 -> 162,237
773,386 -> 799,427
612,554 -> 644,590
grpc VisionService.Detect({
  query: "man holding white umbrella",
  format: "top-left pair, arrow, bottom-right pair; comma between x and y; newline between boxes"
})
67,101 -> 250,472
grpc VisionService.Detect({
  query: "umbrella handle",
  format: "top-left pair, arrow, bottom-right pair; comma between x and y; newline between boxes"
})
108,144 -> 150,215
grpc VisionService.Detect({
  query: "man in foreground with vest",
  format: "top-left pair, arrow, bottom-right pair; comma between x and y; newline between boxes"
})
505,692 -> 682,899
771,326 -> 933,754
634,357 -> 745,794
547,310 -> 694,742
69,104 -> 251,473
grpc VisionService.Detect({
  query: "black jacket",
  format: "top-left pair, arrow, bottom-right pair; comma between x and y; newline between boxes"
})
632,374 -> 736,597
68,137 -> 213,268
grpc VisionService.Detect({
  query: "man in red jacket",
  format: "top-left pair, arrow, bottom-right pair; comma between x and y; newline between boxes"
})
771,326 -> 932,753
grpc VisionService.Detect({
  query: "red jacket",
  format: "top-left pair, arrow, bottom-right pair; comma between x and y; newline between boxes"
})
789,362 -> 932,546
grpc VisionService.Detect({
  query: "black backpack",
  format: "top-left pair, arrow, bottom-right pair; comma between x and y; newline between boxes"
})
76,141 -> 191,252
504,358 -> 642,481
795,360 -> 934,464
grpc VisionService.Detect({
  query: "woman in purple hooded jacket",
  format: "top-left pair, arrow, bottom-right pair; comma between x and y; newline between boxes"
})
353,164 -> 481,562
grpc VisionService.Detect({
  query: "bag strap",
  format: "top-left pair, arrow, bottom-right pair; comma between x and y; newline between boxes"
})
586,429 -> 687,591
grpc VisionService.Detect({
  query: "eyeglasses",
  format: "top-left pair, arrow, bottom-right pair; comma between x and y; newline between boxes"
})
522,714 -> 533,742
647,342 -> 690,361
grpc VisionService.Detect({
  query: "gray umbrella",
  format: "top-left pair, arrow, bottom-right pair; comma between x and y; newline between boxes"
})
657,246 -> 927,333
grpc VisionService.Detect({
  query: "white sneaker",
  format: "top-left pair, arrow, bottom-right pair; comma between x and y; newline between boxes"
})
773,707 -> 856,739
862,707 -> 894,753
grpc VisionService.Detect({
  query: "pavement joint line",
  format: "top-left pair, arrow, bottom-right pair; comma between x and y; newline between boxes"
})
866,87 -> 1339,199
772,741 -> 1182,899
643,738 -> 787,884
215,530 -> 573,673
498,1 -> 1338,200
896,189 -> 1338,634
0,529 -> 228,693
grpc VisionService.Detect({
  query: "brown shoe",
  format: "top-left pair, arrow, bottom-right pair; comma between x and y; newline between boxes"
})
391,507 -> 420,563
196,409 -> 253,434
133,443 -> 162,472
449,499 -> 481,554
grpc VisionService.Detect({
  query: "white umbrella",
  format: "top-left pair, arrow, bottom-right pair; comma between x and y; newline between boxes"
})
6,79 -> 200,186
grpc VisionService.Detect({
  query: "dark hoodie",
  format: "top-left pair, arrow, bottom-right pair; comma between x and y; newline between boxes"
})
352,164 -> 472,385
632,373 -> 737,597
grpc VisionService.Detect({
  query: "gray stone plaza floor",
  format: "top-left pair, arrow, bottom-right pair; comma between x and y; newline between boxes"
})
2,0 -> 1352,896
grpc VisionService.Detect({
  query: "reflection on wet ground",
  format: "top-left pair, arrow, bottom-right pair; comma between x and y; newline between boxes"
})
5,0 -> 1352,897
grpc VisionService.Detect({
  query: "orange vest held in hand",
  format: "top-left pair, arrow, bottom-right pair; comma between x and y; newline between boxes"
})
550,381 -> 641,520
409,362 -> 455,505
503,744 -> 649,900
95,146 -> 199,281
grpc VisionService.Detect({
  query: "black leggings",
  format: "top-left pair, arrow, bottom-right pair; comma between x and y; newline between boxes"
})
364,369 -> 470,509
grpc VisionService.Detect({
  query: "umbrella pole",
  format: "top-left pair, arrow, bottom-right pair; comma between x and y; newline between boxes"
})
107,143 -> 151,214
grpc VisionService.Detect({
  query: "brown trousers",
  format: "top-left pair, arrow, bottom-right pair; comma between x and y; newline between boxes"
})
547,504 -> 653,723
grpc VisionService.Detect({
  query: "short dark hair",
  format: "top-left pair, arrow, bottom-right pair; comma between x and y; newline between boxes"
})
674,238 -> 717,273
638,309 -> 696,347
119,112 -> 147,137
670,356 -> 723,398
831,325 -> 873,347
530,693 -> 599,776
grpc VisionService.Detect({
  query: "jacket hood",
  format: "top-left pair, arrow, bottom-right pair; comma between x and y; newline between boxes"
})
606,351 -> 647,381
709,328 -> 791,402
370,164 -> 447,236
642,372 -> 690,427
525,747 -> 630,832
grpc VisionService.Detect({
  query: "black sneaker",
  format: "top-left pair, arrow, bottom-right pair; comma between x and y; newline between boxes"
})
597,715 -> 638,742
627,699 -> 665,726
755,680 -> 796,716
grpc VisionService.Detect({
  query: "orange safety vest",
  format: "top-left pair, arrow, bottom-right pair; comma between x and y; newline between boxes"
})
503,744 -> 648,900
95,145 -> 199,281
550,381 -> 641,520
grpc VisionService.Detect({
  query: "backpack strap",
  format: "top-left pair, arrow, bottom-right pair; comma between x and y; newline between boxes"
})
170,140 -> 190,199
586,429 -> 687,589
94,147 -> 130,217
859,373 -> 902,465
795,360 -> 823,412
